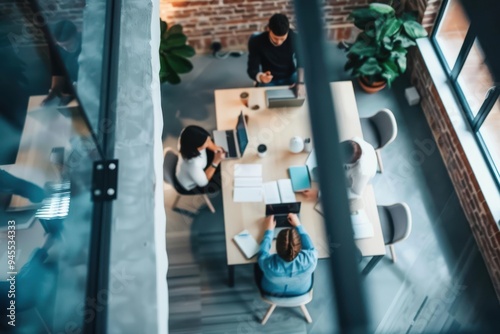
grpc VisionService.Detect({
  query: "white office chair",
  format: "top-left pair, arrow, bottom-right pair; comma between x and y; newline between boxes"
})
377,202 -> 412,263
360,108 -> 398,173
163,148 -> 215,213
260,290 -> 313,325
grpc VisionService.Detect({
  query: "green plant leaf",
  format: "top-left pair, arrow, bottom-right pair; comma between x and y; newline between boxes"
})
358,57 -> 382,76
170,44 -> 195,58
163,33 -> 187,49
167,24 -> 183,36
160,20 -> 167,36
160,57 -> 181,84
391,46 -> 407,58
377,18 -> 402,41
380,60 -> 399,87
349,8 -> 379,30
348,40 -> 377,57
369,3 -> 395,15
395,56 -> 407,73
165,53 -> 193,74
403,21 -> 428,39
394,34 -> 416,48
401,11 -> 418,22
382,36 -> 394,50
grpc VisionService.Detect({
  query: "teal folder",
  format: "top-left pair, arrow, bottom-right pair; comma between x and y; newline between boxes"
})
288,165 -> 311,192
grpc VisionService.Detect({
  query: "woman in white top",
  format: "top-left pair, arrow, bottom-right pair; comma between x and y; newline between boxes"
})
175,126 -> 226,193
301,137 -> 377,199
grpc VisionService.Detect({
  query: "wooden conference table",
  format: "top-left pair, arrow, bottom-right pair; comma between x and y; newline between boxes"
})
214,81 -> 386,286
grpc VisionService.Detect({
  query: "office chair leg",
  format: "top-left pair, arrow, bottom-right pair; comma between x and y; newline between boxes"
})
203,194 -> 216,213
172,194 -> 181,210
376,150 -> 384,173
300,305 -> 313,323
261,304 -> 276,325
389,244 -> 397,263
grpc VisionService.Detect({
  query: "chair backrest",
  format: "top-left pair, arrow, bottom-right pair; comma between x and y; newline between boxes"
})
163,148 -> 179,186
385,202 -> 412,244
261,289 -> 313,306
370,108 -> 398,149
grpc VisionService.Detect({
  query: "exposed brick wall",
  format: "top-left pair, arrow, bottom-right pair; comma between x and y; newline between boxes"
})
0,0 -> 85,47
407,0 -> 444,33
409,46 -> 500,301
160,0 -> 371,53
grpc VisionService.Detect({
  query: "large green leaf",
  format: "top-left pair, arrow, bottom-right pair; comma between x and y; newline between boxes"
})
377,17 -> 402,41
163,33 -> 187,49
160,56 -> 181,84
380,59 -> 399,87
382,36 -> 394,51
394,34 -> 416,48
165,53 -> 193,74
160,20 -> 167,36
349,40 -> 377,57
369,3 -> 395,15
391,46 -> 407,58
349,8 -> 379,30
396,56 -> 407,73
167,24 -> 183,36
403,21 -> 428,39
358,57 -> 382,76
169,44 -> 195,58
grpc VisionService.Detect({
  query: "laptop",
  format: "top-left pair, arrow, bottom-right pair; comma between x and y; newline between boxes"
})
265,202 -> 301,238
213,111 -> 249,159
265,88 -> 306,108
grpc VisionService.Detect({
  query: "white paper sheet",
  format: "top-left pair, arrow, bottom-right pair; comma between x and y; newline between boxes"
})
277,179 -> 296,203
234,164 -> 262,178
263,181 -> 281,204
233,187 -> 263,202
234,177 -> 263,187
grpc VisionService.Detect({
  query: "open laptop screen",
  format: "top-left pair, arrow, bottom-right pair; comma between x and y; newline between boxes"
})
265,202 -> 301,216
235,112 -> 248,155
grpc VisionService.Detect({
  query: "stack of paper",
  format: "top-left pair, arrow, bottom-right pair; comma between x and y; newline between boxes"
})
233,164 -> 263,202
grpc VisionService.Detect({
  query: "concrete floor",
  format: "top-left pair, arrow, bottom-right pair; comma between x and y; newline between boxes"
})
162,43 -> 500,333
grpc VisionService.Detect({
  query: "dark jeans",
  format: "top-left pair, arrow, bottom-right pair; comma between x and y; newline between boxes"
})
257,72 -> 297,87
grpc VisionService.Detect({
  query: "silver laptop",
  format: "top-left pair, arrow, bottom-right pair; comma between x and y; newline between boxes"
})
266,88 -> 306,108
213,111 -> 248,159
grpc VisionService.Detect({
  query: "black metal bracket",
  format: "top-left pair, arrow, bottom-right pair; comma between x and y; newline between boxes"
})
91,159 -> 118,201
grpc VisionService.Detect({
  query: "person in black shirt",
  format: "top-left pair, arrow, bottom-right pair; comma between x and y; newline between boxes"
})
43,20 -> 81,105
247,14 -> 305,95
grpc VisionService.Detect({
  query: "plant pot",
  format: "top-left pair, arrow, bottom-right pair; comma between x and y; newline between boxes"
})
358,77 -> 387,94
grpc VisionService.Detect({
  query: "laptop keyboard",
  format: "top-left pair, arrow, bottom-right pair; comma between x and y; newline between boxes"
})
225,130 -> 237,157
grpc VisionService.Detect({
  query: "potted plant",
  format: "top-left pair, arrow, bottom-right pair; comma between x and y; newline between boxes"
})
159,20 -> 195,84
343,2 -> 428,93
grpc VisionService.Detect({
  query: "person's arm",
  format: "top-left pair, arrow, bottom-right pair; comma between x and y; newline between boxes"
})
288,214 -> 314,250
258,215 -> 275,263
200,150 -> 225,184
247,35 -> 262,82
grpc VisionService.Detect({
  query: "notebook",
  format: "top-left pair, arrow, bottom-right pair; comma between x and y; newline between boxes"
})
233,229 -> 260,259
288,165 -> 311,191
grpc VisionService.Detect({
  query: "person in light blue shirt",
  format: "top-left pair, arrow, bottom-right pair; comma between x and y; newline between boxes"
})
257,214 -> 318,296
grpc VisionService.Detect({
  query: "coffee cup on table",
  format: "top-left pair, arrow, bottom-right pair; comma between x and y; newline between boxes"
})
240,92 -> 249,107
257,144 -> 267,158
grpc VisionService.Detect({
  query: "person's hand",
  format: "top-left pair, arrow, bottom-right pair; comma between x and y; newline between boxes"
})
287,213 -> 301,227
264,215 -> 276,230
292,82 -> 306,98
41,89 -> 59,106
301,189 -> 319,200
214,145 -> 225,154
213,150 -> 226,164
259,71 -> 273,84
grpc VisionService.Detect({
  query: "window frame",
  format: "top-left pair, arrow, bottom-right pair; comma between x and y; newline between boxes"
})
431,0 -> 500,190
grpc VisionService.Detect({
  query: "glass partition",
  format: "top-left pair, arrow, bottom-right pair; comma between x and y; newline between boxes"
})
0,0 -> 106,332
